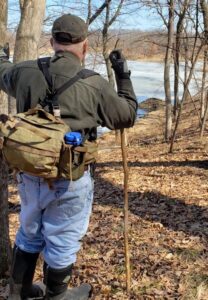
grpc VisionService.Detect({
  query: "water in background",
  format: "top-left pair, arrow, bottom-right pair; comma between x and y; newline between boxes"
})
88,58 -> 201,101
88,59 -> 202,136
97,106 -> 146,136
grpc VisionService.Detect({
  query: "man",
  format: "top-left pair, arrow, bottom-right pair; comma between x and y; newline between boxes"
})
0,14 -> 137,300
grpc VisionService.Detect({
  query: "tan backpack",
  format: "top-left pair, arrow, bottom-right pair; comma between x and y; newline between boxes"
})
0,58 -> 98,180
0,107 -> 69,178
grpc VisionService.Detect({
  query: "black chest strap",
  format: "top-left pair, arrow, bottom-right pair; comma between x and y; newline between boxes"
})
37,57 -> 98,114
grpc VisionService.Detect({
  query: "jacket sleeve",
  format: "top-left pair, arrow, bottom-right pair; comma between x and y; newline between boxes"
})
0,60 -> 19,97
98,77 -> 138,130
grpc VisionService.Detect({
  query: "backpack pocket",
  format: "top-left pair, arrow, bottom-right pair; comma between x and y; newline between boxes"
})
59,145 -> 87,181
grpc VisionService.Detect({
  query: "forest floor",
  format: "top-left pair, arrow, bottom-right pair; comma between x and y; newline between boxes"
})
1,96 -> 208,300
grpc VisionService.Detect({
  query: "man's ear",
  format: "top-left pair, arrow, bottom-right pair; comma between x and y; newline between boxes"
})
83,39 -> 88,56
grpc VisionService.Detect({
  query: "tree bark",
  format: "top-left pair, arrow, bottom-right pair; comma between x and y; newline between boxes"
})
0,150 -> 10,278
0,0 -> 8,115
164,0 -> 174,141
102,0 -> 115,87
173,0 -> 190,118
13,0 -> 46,62
9,0 -> 46,115
200,49 -> 208,121
200,90 -> 208,138
200,0 -> 208,43
87,0 -> 112,25
200,0 -> 208,133
0,0 -> 10,278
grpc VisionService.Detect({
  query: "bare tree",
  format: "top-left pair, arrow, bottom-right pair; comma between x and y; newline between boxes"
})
170,1 -> 203,151
200,0 -> 208,136
0,0 -> 10,278
200,48 -> 207,122
200,0 -> 208,39
0,0 -> 8,115
164,0 -> 174,140
144,1 -> 204,145
102,0 -> 124,87
0,150 -> 10,278
173,0 -> 190,118
146,0 -> 174,140
87,0 -> 112,25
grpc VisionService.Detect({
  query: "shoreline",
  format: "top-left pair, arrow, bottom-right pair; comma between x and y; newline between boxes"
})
97,107 -> 165,150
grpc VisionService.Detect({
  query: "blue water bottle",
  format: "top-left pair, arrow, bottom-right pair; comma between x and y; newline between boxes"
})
64,132 -> 83,146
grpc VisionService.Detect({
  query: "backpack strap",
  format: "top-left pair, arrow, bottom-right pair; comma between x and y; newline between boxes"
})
37,57 -> 98,116
37,57 -> 52,89
55,69 -> 98,96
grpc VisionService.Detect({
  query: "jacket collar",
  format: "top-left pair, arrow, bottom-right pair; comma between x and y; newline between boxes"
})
51,51 -> 81,65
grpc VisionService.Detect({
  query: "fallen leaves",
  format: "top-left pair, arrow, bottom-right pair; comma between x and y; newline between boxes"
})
2,101 -> 208,299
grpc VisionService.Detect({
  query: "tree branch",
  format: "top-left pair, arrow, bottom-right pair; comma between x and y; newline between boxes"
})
89,0 -> 112,25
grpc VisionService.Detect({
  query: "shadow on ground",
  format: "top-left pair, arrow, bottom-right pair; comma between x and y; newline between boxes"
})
96,159 -> 208,170
94,161 -> 208,241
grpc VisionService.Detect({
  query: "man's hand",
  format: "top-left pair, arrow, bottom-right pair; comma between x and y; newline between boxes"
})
0,43 -> 10,60
0,114 -> 9,123
109,49 -> 130,79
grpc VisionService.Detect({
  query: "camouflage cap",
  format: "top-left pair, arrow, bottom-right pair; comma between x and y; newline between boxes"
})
52,14 -> 88,44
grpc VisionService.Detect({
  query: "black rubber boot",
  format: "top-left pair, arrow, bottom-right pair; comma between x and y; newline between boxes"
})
44,262 -> 92,300
8,245 -> 44,300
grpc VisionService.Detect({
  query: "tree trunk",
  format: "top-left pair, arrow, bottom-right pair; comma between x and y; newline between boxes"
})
173,41 -> 179,119
0,0 -> 10,278
0,92 -> 8,115
200,0 -> 208,133
101,0 -> 125,144
173,0 -> 190,119
0,151 -> 10,278
0,0 -> 8,115
9,0 -> 46,115
13,0 -> 46,63
200,49 -> 208,121
8,96 -> 17,115
200,90 -> 208,137
164,0 -> 174,141
200,0 -> 208,43
102,0 -> 115,88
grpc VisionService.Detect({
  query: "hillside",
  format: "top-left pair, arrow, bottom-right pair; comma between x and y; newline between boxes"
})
1,96 -> 208,299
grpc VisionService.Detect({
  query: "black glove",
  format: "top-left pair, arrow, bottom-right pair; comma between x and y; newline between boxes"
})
0,43 -> 10,60
109,49 -> 130,79
0,114 -> 9,123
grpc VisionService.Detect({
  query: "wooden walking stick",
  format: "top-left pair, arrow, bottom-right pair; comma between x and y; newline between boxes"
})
109,49 -> 131,293
120,128 -> 131,293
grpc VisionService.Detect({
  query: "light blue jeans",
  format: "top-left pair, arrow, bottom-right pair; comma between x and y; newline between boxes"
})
15,169 -> 94,269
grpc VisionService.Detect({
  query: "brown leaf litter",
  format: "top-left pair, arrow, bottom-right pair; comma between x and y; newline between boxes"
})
2,97 -> 208,299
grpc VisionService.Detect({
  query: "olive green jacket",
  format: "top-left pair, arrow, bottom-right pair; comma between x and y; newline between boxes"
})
0,51 -> 138,132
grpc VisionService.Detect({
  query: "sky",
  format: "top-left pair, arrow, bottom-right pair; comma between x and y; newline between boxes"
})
8,0 -> 164,32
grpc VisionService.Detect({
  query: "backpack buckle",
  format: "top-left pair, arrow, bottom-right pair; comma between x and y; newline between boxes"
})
52,104 -> 61,117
